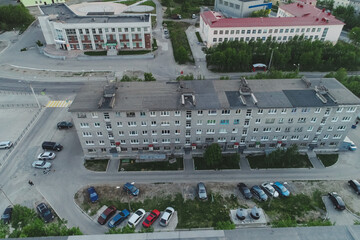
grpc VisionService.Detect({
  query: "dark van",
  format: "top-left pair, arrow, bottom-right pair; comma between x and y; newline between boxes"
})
42,141 -> 63,151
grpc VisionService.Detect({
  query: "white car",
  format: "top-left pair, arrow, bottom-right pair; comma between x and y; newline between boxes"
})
32,160 -> 51,169
38,152 -> 56,160
261,182 -> 279,198
0,141 -> 13,149
159,207 -> 175,227
127,209 -> 145,228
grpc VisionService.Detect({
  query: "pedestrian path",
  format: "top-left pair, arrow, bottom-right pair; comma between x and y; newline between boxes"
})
46,100 -> 72,108
239,155 -> 251,170
183,152 -> 195,172
107,159 -> 120,173
307,150 -> 325,169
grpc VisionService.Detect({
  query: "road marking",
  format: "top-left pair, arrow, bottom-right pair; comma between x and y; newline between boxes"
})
46,100 -> 72,108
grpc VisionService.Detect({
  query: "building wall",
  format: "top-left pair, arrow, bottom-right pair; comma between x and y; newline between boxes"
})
71,106 -> 359,159
40,17 -> 152,51
21,0 -> 65,7
350,0 -> 360,15
214,0 -> 266,18
200,19 -> 342,48
333,0 -> 350,8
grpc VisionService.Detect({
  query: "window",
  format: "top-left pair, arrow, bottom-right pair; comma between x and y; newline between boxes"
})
253,128 -> 259,133
333,134 -> 342,139
130,139 -> 139,144
261,136 -> 269,141
342,116 -> 351,122
278,118 -> 284,124
310,117 -> 317,123
150,111 -> 156,116
255,119 -> 261,124
80,123 -> 89,128
268,109 -> 276,114
142,130 -> 148,135
126,112 -> 135,117
234,119 -> 240,125
151,121 -> 157,126
328,126 -> 334,131
214,30 -> 218,35
308,126 -> 313,131
161,121 -> 170,126
118,131 -> 124,136
291,136 -> 299,140
161,111 -> 170,116
258,109 -> 264,114
336,107 -> 343,113
117,122 -> 123,127
263,127 -> 271,132
206,129 -> 215,134
175,111 -> 181,116
288,118 -> 293,123
97,132 -> 103,137
218,137 -> 226,142
175,120 -> 180,126
82,132 -> 92,137
219,128 -> 227,133
129,130 -> 138,136
91,112 -> 98,118
235,109 -> 241,114
85,140 -> 94,145
99,140 -> 105,145
298,117 -> 306,123
141,121 -> 147,126
265,118 -> 275,124
246,109 -> 252,117
151,130 -> 157,135
162,130 -> 170,135
128,121 -> 136,127
337,126 -> 346,131
197,120 -> 202,125
207,120 -> 216,125
331,117 -> 338,122
196,129 -> 202,134
222,109 -> 230,115
208,110 -> 217,115
140,112 -> 146,117
347,107 -> 357,112
220,120 -> 229,125
198,110 -> 203,115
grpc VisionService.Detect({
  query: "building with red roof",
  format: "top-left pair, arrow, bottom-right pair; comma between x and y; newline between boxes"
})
199,3 -> 344,48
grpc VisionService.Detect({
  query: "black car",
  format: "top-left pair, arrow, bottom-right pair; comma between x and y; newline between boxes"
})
348,180 -> 360,194
36,203 -> 54,223
237,183 -> 252,199
57,121 -> 73,129
1,206 -> 12,224
328,192 -> 345,210
250,185 -> 268,201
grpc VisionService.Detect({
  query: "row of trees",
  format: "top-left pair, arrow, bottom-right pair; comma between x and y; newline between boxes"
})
205,36 -> 360,72
0,4 -> 34,32
326,68 -> 360,97
0,205 -> 82,238
163,0 -> 213,18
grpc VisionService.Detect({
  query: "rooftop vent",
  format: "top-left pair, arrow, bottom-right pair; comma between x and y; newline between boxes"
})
314,83 -> 337,104
98,85 -> 117,109
238,77 -> 257,105
181,93 -> 196,106
301,76 -> 311,88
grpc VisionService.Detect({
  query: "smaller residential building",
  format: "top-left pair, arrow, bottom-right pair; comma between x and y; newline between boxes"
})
214,0 -> 271,18
333,0 -> 350,8
350,0 -> 360,15
21,0 -> 65,7
38,4 -> 152,52
200,3 -> 344,48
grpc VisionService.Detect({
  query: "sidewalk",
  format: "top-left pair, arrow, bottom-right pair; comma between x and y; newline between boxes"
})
307,150 -> 325,169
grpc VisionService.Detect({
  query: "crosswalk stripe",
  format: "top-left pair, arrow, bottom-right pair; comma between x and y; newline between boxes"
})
46,100 -> 72,108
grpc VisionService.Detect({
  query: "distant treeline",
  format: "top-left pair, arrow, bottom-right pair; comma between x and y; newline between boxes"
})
0,4 -> 35,32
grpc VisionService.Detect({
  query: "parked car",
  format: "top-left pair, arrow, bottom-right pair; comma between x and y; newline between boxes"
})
328,192 -> 346,210
348,180 -> 360,194
32,160 -> 51,169
250,185 -> 268,201
349,144 -> 357,151
127,209 -> 146,228
108,209 -> 130,228
38,152 -> 56,160
0,141 -> 13,149
123,182 -> 139,196
57,121 -> 73,129
250,206 -> 260,220
236,208 -> 246,221
159,207 -> 175,227
42,141 -> 63,151
272,182 -> 290,197
142,209 -> 160,228
87,186 -> 98,203
237,183 -> 252,199
36,203 -> 54,223
1,206 -> 12,224
197,182 -> 208,200
97,206 -> 117,225
261,182 -> 279,198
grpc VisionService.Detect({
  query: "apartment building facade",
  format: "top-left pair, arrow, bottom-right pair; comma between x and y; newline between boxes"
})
38,4 -> 152,51
200,3 -> 344,48
69,79 -> 360,159
214,0 -> 270,18
21,0 -> 65,7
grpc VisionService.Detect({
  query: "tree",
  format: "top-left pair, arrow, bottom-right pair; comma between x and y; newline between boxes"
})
144,72 -> 156,81
250,9 -> 271,17
0,221 -> 9,238
175,46 -> 188,64
349,27 -> 360,46
204,143 -> 222,167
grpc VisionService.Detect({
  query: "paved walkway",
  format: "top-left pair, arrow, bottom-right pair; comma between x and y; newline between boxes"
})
239,154 -> 251,170
107,159 -> 120,173
183,152 -> 195,172
307,150 -> 325,169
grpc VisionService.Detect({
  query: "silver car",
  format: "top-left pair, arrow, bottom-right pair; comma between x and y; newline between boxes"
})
0,141 -> 13,149
261,182 -> 279,198
197,182 -> 208,200
32,160 -> 51,169
38,152 -> 56,160
159,207 -> 175,227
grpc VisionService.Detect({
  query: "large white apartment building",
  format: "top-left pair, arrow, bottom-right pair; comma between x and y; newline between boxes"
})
200,3 -> 344,48
38,4 -> 152,51
69,78 -> 360,159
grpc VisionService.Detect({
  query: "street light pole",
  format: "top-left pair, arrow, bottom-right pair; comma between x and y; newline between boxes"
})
293,63 -> 300,72
29,82 -> 41,109
268,49 -> 274,70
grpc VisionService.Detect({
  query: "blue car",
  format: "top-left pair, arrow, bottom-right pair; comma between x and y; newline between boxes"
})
272,182 -> 290,197
108,209 -> 130,228
87,186 -> 99,203
123,182 -> 139,196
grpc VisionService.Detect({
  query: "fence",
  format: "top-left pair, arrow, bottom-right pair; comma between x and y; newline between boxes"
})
1,107 -> 44,166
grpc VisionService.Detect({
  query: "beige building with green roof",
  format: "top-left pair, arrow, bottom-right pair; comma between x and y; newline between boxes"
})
20,0 -> 65,7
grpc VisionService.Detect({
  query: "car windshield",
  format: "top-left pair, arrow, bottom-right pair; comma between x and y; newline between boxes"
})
100,214 -> 107,219
135,210 -> 142,215
336,196 -> 344,205
165,209 -> 172,214
160,219 -> 166,223
144,219 -> 150,224
44,210 -> 51,216
199,189 -> 205,193
244,188 -> 250,193
119,212 -> 125,217
280,185 -> 287,192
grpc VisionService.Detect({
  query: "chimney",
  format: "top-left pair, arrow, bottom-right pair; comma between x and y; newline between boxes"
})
322,8 -> 325,12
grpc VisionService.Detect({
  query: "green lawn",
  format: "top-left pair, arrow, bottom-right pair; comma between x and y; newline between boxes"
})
317,154 -> 339,167
119,158 -> 183,171
118,0 -> 141,5
247,154 -> 312,168
117,50 -> 151,55
194,154 -> 240,170
84,159 -> 109,171
140,0 -> 156,13
164,21 -> 194,64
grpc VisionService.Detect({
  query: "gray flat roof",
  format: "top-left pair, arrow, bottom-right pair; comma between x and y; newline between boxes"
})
40,4 -> 150,24
69,78 -> 360,112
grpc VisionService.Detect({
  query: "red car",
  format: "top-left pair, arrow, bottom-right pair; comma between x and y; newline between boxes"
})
142,209 -> 160,228
97,206 -> 116,225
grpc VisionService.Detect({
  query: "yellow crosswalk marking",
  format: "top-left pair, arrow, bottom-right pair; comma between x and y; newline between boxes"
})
46,100 -> 72,108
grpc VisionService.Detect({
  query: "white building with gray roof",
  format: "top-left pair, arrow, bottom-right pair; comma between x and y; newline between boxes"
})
68,78 -> 360,159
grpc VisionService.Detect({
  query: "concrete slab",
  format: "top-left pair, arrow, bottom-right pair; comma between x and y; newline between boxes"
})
230,208 -> 267,226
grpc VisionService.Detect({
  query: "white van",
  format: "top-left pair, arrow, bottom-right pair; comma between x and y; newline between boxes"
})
0,141 -> 13,149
